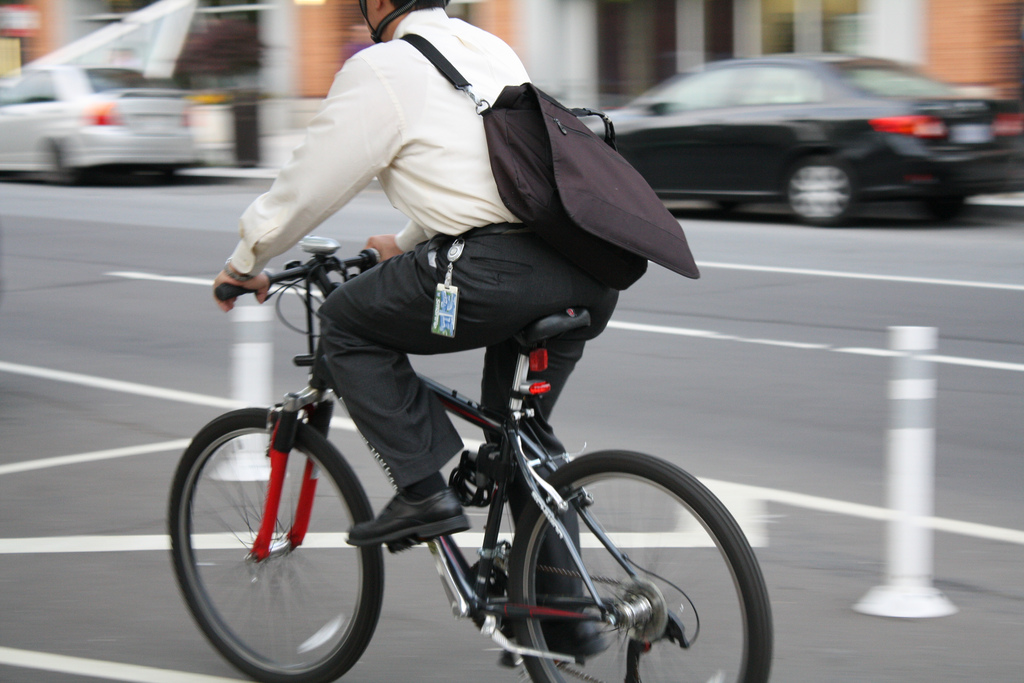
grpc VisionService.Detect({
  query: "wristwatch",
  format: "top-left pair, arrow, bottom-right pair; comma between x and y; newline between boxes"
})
224,258 -> 255,282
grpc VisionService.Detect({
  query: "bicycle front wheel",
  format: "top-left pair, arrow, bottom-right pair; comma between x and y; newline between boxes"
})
168,408 -> 384,683
509,450 -> 772,683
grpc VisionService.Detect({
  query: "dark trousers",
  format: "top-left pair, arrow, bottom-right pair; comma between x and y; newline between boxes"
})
316,229 -> 618,489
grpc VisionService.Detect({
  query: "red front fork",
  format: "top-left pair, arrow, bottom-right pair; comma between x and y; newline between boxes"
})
249,411 -> 320,561
289,459 -> 319,548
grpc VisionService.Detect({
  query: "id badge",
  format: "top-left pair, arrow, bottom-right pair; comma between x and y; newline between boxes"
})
431,283 -> 459,337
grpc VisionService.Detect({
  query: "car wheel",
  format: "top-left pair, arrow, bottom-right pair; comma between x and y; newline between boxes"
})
45,142 -> 80,186
923,196 -> 966,222
786,156 -> 856,227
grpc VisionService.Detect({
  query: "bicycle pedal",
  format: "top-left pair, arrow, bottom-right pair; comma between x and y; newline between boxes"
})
385,537 -> 419,554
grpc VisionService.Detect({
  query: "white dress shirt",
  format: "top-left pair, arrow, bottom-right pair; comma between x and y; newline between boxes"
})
228,9 -> 529,275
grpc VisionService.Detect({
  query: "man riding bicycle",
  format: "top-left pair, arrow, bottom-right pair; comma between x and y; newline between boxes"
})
213,0 -> 616,629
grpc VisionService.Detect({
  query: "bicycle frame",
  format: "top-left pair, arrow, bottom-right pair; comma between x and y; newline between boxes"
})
233,239 -> 642,659
190,238 -> 773,682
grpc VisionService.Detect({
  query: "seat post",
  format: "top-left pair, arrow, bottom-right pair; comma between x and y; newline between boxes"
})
505,308 -> 590,418
507,347 -> 532,416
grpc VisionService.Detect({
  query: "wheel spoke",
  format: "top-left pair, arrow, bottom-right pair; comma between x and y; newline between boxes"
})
510,451 -> 772,683
169,409 -> 383,682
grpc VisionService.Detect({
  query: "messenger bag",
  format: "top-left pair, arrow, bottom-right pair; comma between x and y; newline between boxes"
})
403,34 -> 699,290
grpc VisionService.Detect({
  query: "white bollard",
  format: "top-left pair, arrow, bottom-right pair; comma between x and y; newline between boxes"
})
855,326 -> 957,618
213,301 -> 276,482
231,300 -> 275,406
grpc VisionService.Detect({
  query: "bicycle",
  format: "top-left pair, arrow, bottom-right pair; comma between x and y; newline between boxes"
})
168,235 -> 773,683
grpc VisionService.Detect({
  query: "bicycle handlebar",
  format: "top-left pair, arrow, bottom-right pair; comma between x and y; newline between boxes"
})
214,248 -> 380,302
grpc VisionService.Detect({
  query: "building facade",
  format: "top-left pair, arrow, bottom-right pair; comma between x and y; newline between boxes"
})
4,0 -> 1022,102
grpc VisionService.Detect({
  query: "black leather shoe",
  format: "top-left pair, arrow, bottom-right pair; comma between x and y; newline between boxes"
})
346,488 -> 470,547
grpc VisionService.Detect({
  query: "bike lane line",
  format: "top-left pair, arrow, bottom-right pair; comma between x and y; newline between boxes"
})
111,267 -> 1024,292
0,358 -> 1021,543
602,322 -> 1024,372
106,270 -> 1024,372
0,441 -> 190,477
696,261 -> 1024,291
0,645 -> 242,683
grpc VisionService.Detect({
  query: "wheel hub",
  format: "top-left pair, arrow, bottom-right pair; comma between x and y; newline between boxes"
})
614,578 -> 669,642
789,164 -> 850,219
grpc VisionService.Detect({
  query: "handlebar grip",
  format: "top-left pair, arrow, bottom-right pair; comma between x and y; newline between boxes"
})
361,247 -> 381,267
215,282 -> 253,301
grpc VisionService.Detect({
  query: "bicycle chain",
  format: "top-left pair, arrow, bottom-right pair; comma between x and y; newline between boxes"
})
555,661 -> 607,683
535,565 -> 621,683
536,564 -> 622,586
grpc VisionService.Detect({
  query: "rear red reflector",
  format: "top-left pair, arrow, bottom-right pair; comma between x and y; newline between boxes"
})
529,348 -> 548,372
993,113 -> 1024,136
869,115 -> 947,139
85,102 -> 122,126
528,382 -> 551,395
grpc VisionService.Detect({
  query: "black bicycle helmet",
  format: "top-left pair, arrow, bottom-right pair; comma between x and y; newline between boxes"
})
359,0 -> 450,44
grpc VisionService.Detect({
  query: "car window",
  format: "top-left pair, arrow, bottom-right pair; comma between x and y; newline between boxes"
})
84,68 -> 159,92
652,69 -> 744,113
1,72 -> 58,105
0,83 -> 15,106
733,66 -> 824,106
835,65 -> 957,99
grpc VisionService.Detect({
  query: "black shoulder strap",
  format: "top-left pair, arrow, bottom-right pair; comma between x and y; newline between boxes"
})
402,34 -> 471,91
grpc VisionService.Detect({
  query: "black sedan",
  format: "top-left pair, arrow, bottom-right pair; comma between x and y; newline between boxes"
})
608,55 -> 1024,225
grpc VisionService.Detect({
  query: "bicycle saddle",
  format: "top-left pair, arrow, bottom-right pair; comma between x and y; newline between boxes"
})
513,308 -> 591,347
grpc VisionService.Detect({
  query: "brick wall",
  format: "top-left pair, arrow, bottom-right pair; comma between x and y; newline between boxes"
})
295,0 -> 518,99
467,0 -> 519,54
296,1 -> 350,98
928,0 -> 1023,98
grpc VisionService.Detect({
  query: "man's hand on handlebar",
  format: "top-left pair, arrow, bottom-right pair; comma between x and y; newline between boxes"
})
213,270 -> 270,312
365,234 -> 402,261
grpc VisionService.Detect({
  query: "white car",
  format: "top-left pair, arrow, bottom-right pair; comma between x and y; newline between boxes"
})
0,65 -> 199,183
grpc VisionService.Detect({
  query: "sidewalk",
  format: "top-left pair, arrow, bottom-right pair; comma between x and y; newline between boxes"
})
179,129 -> 305,181
182,128 -> 1024,208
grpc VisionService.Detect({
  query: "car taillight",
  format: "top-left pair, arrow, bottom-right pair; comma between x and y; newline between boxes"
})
869,115 -> 948,139
992,113 -> 1024,136
85,102 -> 122,126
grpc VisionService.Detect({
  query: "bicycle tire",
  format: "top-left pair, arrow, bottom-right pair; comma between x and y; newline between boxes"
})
508,450 -> 772,683
168,408 -> 384,683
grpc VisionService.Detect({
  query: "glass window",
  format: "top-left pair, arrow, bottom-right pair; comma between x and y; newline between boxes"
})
3,72 -> 57,104
733,66 -> 825,105
650,68 -> 744,113
0,85 -> 13,106
836,64 -> 958,98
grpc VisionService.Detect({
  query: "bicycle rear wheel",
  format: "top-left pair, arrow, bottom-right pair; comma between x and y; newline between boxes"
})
509,451 -> 772,683
168,408 -> 384,683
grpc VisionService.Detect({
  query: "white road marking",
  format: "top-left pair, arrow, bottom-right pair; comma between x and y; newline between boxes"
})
700,478 -> 1024,546
3,479 -> 1022,554
0,440 -> 190,476
110,266 -> 1024,292
103,270 -> 1024,372
107,271 -> 213,287
0,645 -> 243,682
603,324 -> 1024,372
0,361 -> 241,410
696,261 -> 1024,291
0,361 -> 361,444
